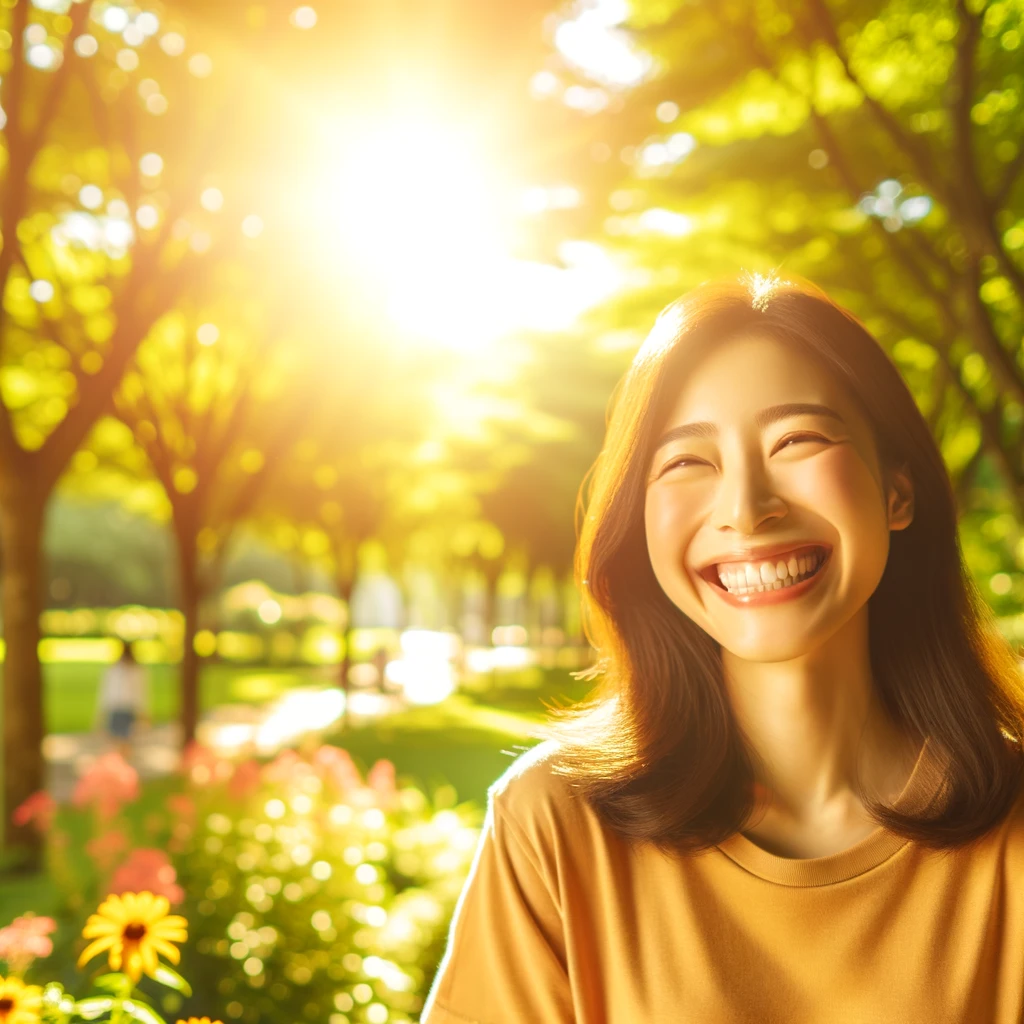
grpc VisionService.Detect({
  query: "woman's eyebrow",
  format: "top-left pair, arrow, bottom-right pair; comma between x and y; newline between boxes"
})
653,403 -> 846,452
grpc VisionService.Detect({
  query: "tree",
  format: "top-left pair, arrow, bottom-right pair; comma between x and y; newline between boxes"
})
257,324 -> 464,725
0,0 -> 241,849
541,0 -> 1024,521
110,272 -> 318,745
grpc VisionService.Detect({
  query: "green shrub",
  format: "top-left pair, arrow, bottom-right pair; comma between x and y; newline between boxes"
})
15,744 -> 482,1024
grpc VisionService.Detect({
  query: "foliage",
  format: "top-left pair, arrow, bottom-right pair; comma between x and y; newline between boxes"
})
0,0 -> 252,842
13,744 -> 482,1023
528,0 -> 1024,615
0,891 -> 214,1024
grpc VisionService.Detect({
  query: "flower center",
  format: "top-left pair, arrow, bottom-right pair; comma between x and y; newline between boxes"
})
0,997 -> 14,1012
123,922 -> 147,941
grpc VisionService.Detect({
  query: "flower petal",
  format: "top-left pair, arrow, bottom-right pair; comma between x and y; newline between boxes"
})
122,947 -> 142,982
99,895 -> 129,924
139,941 -> 158,978
143,894 -> 170,921
150,939 -> 181,965
77,935 -> 116,968
82,918 -> 119,939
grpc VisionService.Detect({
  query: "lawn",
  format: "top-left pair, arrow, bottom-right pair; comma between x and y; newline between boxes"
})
1,663 -> 600,924
43,661 -> 335,734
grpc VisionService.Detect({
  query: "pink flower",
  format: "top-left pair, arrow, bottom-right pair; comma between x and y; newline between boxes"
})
109,848 -> 184,905
85,828 -> 129,872
313,745 -> 363,795
367,759 -> 398,808
72,752 -> 139,820
228,759 -> 262,801
262,749 -> 304,785
11,791 -> 57,833
166,793 -> 196,820
181,742 -> 233,786
0,913 -> 56,975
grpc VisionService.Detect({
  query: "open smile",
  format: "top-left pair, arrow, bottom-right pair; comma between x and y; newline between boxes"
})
700,547 -> 833,608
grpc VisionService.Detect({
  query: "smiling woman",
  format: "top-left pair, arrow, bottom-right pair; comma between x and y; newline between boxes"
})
421,274 -> 1024,1024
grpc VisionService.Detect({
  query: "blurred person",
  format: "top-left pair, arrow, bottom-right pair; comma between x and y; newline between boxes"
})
95,643 -> 151,760
372,644 -> 392,694
421,275 -> 1024,1022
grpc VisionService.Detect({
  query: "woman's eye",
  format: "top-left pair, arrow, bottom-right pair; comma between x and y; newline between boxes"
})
778,433 -> 828,450
660,434 -> 828,474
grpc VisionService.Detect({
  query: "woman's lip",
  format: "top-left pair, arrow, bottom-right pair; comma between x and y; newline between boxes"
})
701,547 -> 832,607
697,543 -> 829,583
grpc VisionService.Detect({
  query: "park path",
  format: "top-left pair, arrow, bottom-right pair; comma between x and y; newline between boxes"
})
44,721 -> 182,802
43,684 -> 408,802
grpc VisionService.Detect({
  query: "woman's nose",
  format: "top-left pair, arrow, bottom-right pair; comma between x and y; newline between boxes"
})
709,461 -> 787,535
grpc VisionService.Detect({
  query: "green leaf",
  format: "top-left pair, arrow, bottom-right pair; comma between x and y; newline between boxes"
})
150,964 -> 192,997
122,1000 -> 167,1024
73,997 -> 115,1020
91,974 -> 127,994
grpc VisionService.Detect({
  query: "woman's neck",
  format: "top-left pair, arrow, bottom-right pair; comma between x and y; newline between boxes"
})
722,607 -> 920,829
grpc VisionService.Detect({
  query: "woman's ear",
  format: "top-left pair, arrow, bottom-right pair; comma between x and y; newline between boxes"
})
886,463 -> 914,532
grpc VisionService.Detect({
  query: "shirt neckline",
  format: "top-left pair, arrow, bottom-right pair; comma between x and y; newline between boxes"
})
715,735 -> 948,886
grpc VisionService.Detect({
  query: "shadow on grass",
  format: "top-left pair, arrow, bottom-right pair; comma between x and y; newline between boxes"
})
2,670 -> 598,927
326,666 -> 598,806
329,694 -> 550,808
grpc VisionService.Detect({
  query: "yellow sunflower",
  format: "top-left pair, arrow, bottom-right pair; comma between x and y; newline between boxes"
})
176,1019 -> 224,1024
0,975 -> 43,1024
77,892 -> 188,983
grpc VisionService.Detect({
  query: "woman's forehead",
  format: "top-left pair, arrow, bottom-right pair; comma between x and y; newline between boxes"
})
658,332 -> 846,423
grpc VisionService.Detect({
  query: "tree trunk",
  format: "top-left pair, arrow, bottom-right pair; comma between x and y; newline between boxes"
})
337,575 -> 355,731
0,494 -> 46,856
179,543 -> 201,747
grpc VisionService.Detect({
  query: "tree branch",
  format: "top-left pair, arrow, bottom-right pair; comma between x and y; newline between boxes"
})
220,399 -> 320,530
0,3 -> 88,335
846,267 -> 1024,514
993,144 -> 1024,213
948,0 -> 1024,305
949,0 -> 981,203
113,386 -> 176,494
806,109 -> 1024,409
80,65 -> 114,152
22,3 -> 91,158
37,242 -> 209,492
803,0 -> 950,208
952,442 -> 987,513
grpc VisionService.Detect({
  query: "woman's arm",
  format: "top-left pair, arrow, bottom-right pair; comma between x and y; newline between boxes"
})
420,791 -> 574,1023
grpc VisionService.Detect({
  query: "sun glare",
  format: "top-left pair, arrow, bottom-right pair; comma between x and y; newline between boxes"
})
300,110 -> 511,350
295,105 -> 624,353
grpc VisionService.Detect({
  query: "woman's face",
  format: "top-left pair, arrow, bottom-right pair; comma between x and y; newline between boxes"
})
643,331 -> 914,662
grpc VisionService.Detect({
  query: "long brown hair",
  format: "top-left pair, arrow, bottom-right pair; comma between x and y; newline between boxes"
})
538,273 -> 1024,855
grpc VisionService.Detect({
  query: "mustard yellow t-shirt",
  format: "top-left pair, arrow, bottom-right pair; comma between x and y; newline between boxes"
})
420,735 -> 1024,1023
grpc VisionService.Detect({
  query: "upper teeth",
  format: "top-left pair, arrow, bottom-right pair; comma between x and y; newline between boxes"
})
715,550 -> 822,589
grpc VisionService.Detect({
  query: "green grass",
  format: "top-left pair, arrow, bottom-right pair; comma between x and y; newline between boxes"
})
329,668 -> 597,806
335,696 -> 545,808
3,665 -> 599,924
43,663 -> 332,734
0,774 -> 180,923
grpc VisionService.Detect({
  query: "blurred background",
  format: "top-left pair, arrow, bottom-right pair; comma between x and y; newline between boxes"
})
0,0 -> 1023,1020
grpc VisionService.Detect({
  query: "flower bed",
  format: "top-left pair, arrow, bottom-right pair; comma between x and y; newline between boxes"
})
11,744 -> 482,1023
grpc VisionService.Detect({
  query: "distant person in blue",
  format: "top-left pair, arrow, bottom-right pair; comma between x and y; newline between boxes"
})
96,643 -> 151,759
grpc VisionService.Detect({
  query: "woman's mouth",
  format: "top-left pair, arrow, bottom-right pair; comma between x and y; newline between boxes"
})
698,545 -> 833,607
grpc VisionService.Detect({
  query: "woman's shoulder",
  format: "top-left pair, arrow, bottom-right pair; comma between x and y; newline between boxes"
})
487,740 -> 588,843
1001,767 -> 1024,844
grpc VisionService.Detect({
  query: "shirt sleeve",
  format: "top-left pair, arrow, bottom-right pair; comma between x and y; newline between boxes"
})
419,789 -> 574,1024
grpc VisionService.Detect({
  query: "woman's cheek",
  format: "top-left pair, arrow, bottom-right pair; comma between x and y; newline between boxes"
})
799,447 -> 876,517
645,488 -> 690,578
